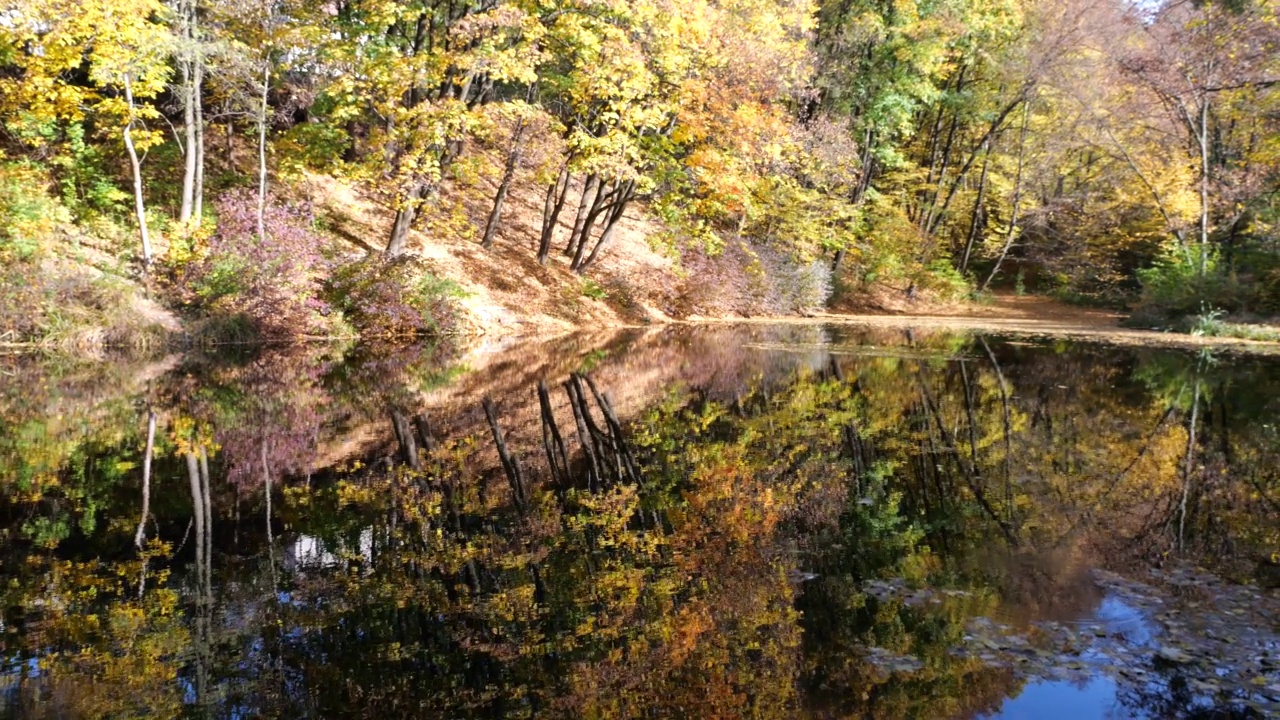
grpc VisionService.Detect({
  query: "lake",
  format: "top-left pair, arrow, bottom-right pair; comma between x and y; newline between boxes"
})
1,324 -> 1277,718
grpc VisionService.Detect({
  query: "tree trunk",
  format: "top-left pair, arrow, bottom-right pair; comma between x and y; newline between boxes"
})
536,167 -> 570,264
959,140 -> 992,275
833,143 -> 875,274
575,181 -> 634,274
564,174 -> 599,257
926,90 -> 1028,238
256,61 -> 270,240
1197,98 -> 1210,276
982,102 -> 1031,293
122,74 -> 153,267
481,119 -> 527,249
180,55 -> 196,225
920,83 -> 963,229
568,180 -> 615,271
387,183 -> 430,258
193,43 -> 205,226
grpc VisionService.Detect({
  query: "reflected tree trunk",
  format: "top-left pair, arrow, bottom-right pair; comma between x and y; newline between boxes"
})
565,379 -> 601,491
263,438 -> 277,587
186,447 -> 212,708
581,375 -> 641,486
917,367 -> 1019,546
135,410 -> 157,549
483,398 -> 527,513
1178,380 -> 1201,551
391,409 -> 422,470
978,338 -> 1015,521
538,381 -> 571,492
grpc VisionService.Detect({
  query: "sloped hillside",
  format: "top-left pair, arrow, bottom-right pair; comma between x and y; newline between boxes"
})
304,172 -> 687,337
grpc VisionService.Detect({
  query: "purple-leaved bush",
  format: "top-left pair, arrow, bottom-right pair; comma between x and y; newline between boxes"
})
190,190 -> 332,340
326,257 -> 461,339
678,239 -> 831,317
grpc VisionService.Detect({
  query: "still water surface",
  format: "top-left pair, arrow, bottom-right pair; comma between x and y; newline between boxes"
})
1,324 -> 1277,718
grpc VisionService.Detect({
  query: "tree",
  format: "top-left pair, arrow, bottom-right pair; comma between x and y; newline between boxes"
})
1,0 -> 172,266
1117,0 -> 1280,276
316,1 -> 543,258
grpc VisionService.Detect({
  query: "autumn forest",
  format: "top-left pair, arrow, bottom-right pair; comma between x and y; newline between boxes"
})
2,2 -> 1280,718
1,0 -> 1279,342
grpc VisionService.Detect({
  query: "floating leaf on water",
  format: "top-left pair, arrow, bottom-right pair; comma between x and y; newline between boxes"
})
1156,646 -> 1194,664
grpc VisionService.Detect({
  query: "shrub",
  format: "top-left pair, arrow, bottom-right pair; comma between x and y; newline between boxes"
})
677,239 -> 832,316
916,259 -> 972,302
326,257 -> 463,339
182,191 -> 332,340
580,278 -> 609,300
0,262 -> 47,341
0,161 -> 68,263
778,257 -> 834,313
1135,245 -> 1241,318
1253,268 -> 1280,316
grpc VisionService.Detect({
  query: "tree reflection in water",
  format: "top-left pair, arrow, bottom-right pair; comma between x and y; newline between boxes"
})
0,328 -> 1276,718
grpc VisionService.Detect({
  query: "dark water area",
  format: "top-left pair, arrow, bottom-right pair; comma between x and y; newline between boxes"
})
1,325 -> 1278,719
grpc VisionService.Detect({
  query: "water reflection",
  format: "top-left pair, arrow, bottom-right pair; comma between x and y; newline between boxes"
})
0,326 -> 1277,718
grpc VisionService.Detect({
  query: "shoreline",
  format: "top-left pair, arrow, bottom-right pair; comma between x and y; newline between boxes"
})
7,297 -> 1280,357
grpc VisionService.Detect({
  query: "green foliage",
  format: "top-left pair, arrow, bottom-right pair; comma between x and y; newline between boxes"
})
580,278 -> 609,300
918,260 -> 973,302
47,122 -> 130,218
276,121 -> 352,175
0,161 -> 68,262
1134,246 -> 1248,322
1186,306 -> 1280,342
193,255 -> 249,304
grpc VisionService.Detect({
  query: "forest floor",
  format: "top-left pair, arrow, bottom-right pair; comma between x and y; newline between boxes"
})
304,174 -> 1176,348
303,172 -> 685,337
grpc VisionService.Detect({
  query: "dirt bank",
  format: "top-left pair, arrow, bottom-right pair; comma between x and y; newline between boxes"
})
695,296 -> 1280,355
301,174 -> 1280,354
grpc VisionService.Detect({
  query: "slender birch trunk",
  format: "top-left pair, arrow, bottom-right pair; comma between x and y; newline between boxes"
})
192,30 -> 205,226
981,102 -> 1031,293
257,61 -> 270,240
122,74 -> 153,267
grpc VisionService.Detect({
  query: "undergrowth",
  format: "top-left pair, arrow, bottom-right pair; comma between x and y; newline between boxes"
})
678,239 -> 833,316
